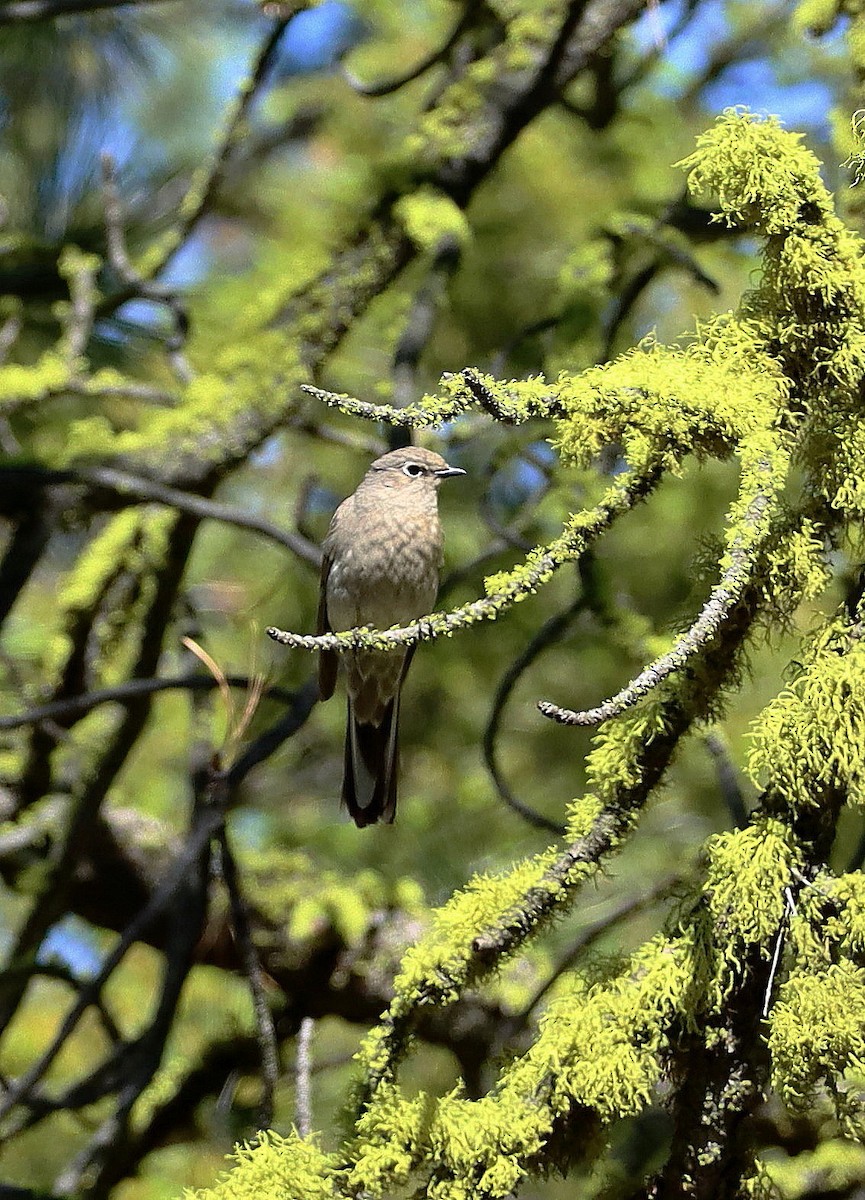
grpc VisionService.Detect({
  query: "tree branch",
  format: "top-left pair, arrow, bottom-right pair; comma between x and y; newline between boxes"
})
539,461 -> 777,727
0,673 -> 303,731
267,464 -> 664,654
79,464 -> 322,566
0,0 -> 175,20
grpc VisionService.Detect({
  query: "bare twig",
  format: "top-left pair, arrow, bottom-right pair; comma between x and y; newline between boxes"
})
61,253 -> 98,363
155,18 -> 292,279
0,0 -> 174,20
703,730 -> 748,828
79,464 -> 322,566
294,1016 -> 314,1137
761,886 -> 796,1018
0,785 -> 222,1125
48,790 -> 213,1198
0,311 -> 22,364
0,515 -> 199,1027
225,678 -> 319,787
217,825 -> 279,1131
389,237 -> 463,449
100,153 -> 192,378
483,595 -> 586,835
288,414 -> 385,456
65,378 -> 180,406
523,872 -> 686,1016
1,961 -> 122,1044
0,673 -> 299,732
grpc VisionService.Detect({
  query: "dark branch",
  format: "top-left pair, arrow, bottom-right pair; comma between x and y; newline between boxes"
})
482,594 -> 585,835
342,3 -> 477,97
0,0 -> 174,21
216,824 -> 279,1132
0,674 -> 303,732
79,465 -> 322,566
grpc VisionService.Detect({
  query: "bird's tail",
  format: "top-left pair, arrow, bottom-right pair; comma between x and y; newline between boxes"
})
343,695 -> 399,827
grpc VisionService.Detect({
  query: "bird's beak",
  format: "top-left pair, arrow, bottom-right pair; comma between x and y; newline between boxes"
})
436,466 -> 466,478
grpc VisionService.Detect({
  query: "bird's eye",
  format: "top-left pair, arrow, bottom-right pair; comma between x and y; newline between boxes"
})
402,462 -> 424,477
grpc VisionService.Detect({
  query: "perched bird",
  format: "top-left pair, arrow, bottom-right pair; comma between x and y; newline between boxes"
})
317,446 -> 465,826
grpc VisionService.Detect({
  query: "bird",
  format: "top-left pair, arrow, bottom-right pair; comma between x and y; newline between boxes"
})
316,446 -> 465,827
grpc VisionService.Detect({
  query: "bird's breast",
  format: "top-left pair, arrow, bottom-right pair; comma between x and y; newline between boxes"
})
325,503 -> 443,631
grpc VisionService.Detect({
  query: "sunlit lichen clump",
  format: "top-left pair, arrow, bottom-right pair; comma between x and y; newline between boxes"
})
190,103 -> 865,1200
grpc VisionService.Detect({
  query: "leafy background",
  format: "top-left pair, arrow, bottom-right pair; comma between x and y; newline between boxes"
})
0,1 -> 862,1196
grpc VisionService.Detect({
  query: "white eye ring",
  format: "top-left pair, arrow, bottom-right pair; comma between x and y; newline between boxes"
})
402,462 -> 424,477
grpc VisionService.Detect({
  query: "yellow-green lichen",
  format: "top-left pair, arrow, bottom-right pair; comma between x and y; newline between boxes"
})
704,819 -> 799,953
769,961 -> 865,1119
184,1131 -> 338,1200
350,935 -> 699,1200
394,187 -> 470,252
748,613 -> 865,809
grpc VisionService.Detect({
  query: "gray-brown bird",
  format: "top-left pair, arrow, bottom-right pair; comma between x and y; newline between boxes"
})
317,446 -> 465,826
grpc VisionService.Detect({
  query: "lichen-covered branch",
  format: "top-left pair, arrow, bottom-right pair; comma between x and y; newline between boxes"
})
267,462 -> 664,654
539,439 -> 787,727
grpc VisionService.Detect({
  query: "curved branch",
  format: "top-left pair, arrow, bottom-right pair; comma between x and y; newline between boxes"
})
267,463 -> 664,654
341,4 -> 477,97
482,595 -> 587,835
538,461 -> 777,727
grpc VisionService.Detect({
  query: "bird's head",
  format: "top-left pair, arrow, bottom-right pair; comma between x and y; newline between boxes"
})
366,447 -> 466,490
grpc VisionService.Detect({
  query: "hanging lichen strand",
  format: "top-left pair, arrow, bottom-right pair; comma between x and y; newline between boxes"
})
203,109 -> 865,1200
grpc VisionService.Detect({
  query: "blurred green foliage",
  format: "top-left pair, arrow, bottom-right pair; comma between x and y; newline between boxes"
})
1,2 -> 865,1198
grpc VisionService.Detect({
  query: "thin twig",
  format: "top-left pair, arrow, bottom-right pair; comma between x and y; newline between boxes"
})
0,311 -> 22,364
288,414 -> 385,456
65,378 -> 180,406
0,787 -> 223,1124
2,961 -> 122,1044
703,730 -> 748,828
294,1016 -> 314,1137
48,787 -> 213,1197
100,153 -> 192,378
61,254 -> 98,363
0,0 -> 174,20
523,871 -> 686,1016
761,886 -> 796,1019
483,596 -> 586,835
342,4 -> 476,97
225,678 -> 319,787
156,18 -> 291,278
0,674 -> 299,732
389,238 -> 463,449
217,825 -> 279,1131
79,465 -> 322,566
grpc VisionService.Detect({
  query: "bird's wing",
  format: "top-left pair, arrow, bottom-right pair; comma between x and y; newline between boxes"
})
317,548 -> 338,700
